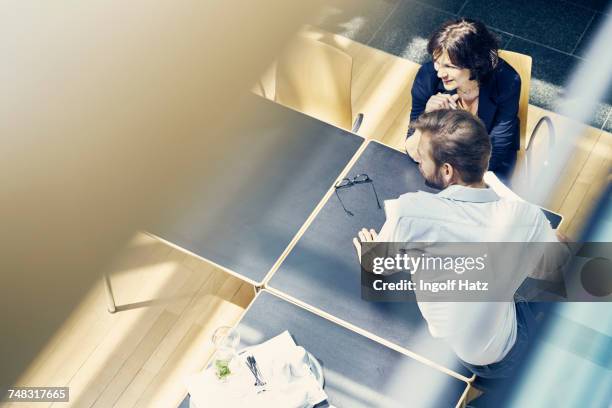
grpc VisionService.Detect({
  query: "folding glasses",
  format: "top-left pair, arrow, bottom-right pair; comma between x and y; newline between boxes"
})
334,173 -> 381,216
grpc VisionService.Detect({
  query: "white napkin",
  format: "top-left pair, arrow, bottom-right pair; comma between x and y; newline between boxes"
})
186,331 -> 327,408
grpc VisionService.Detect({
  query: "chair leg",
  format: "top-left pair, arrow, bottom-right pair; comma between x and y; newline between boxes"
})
526,116 -> 555,151
104,274 -> 117,314
352,113 -> 364,133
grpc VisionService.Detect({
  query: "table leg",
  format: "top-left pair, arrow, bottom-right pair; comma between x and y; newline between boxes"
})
104,274 -> 117,313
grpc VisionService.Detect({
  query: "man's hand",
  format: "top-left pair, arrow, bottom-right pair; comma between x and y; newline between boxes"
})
425,93 -> 459,112
352,228 -> 378,262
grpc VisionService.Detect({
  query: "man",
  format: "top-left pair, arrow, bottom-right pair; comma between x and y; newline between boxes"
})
354,109 -> 564,389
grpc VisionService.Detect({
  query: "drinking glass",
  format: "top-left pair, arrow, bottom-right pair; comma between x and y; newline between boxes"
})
211,326 -> 240,381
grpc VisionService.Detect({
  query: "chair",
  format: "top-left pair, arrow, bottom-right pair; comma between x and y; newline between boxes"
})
499,50 -> 561,227
499,50 -> 555,182
273,36 -> 364,133
499,50 -> 532,150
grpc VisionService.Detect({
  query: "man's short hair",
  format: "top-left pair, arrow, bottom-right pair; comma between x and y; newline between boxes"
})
412,110 -> 491,183
428,18 -> 499,83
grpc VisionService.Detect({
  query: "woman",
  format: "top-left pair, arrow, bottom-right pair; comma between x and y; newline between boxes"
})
406,18 -> 520,181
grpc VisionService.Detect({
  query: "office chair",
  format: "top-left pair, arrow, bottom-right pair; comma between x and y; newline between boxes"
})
273,36 -> 364,133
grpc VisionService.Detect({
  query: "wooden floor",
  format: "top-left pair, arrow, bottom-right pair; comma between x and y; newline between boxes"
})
3,233 -> 254,408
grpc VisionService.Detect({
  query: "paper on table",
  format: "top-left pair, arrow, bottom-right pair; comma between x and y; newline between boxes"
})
186,330 -> 327,408
185,362 -> 250,407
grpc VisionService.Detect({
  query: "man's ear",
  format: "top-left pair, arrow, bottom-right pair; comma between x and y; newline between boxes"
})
442,163 -> 454,182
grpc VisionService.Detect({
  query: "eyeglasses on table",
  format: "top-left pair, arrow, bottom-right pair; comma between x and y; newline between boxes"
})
334,173 -> 381,216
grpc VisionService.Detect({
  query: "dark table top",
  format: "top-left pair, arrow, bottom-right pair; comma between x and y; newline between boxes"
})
152,94 -> 363,284
244,291 -> 469,407
267,141 -> 472,378
179,290 -> 468,408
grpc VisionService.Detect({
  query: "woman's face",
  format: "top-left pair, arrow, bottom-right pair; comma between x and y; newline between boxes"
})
433,50 -> 472,91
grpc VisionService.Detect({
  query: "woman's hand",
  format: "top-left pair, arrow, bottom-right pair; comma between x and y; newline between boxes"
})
425,93 -> 459,112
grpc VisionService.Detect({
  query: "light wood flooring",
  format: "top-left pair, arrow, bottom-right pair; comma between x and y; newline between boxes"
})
3,233 -> 254,408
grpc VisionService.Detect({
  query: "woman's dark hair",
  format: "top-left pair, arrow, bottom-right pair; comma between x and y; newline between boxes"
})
427,18 -> 499,83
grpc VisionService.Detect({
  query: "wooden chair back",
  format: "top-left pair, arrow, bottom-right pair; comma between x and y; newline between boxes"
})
275,36 -> 354,130
499,50 -> 532,150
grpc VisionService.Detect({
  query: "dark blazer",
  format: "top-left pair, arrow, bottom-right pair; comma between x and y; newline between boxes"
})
408,59 -> 521,177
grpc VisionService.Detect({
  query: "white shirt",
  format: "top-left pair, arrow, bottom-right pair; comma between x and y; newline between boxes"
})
377,183 -> 559,365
